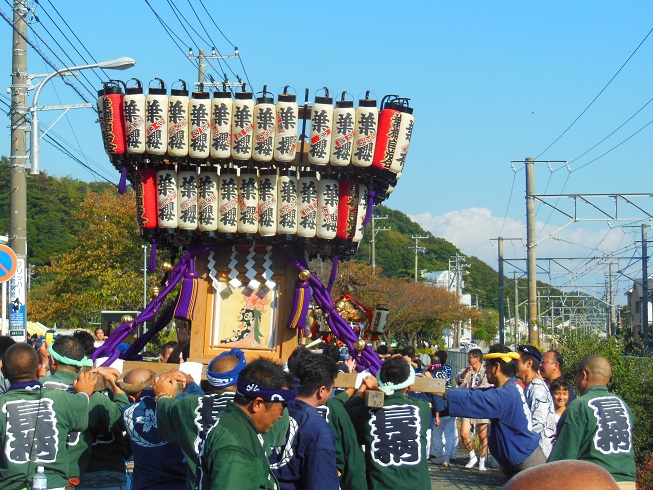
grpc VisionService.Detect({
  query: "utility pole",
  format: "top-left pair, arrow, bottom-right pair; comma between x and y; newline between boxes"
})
370,215 -> 390,274
450,254 -> 468,347
9,0 -> 30,340
411,235 -> 427,283
525,157 -> 538,344
493,237 -> 521,345
642,224 -> 649,351
514,271 -> 519,346
189,47 -> 240,89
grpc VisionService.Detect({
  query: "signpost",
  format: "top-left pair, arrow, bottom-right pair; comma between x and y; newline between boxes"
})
7,254 -> 25,342
0,245 -> 19,337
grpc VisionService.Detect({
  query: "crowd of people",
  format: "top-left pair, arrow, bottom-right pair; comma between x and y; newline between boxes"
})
0,331 -> 638,489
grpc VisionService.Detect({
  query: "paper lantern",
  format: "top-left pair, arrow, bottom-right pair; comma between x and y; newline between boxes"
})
353,183 -> 369,243
371,97 -> 403,172
308,92 -> 333,166
336,178 -> 359,241
258,168 -> 278,237
123,79 -> 146,155
210,90 -> 232,160
390,105 -> 414,175
252,89 -> 275,163
135,163 -> 157,235
274,89 -> 298,163
146,78 -> 168,156
157,162 -> 178,232
316,175 -> 338,240
101,82 -> 127,165
297,170 -> 318,238
238,168 -> 258,236
351,95 -> 377,167
329,94 -> 355,167
177,163 -> 198,234
189,89 -> 211,160
167,80 -> 190,159
277,169 -> 298,237
231,89 -> 255,161
198,165 -> 219,236
371,305 -> 389,334
217,166 -> 238,236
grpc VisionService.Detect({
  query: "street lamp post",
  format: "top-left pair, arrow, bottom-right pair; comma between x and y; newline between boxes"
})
7,56 -> 135,341
30,57 -> 136,175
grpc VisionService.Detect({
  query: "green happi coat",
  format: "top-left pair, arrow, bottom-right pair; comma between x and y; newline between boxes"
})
548,385 -> 636,483
346,392 -> 431,490
40,370 -> 128,479
0,385 -> 89,489
323,393 -> 366,490
157,391 -> 236,489
196,402 -> 281,490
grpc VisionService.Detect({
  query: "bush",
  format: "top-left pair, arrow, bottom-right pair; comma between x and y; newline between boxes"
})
557,333 -> 653,465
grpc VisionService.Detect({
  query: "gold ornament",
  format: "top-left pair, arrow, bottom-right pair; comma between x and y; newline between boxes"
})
354,339 -> 367,352
121,315 -> 134,324
298,270 -> 311,281
335,299 -> 347,312
151,286 -> 160,297
162,262 -> 173,272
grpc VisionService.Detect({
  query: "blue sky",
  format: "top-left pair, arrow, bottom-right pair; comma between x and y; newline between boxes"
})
1,1 -> 652,302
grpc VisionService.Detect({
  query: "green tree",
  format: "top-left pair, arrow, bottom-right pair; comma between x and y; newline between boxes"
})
473,308 -> 500,343
28,189 -> 160,328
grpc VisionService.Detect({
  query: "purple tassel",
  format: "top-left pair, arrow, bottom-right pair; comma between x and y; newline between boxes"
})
287,279 -> 311,332
174,259 -> 199,321
118,166 -> 127,194
148,239 -> 157,273
327,255 -> 339,293
362,189 -> 376,227
124,302 -> 175,359
275,246 -> 382,375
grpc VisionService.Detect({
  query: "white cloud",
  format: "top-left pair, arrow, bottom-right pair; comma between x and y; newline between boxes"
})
410,208 -> 635,281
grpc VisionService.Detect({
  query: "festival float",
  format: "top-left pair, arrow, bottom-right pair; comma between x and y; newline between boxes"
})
92,77 -> 431,387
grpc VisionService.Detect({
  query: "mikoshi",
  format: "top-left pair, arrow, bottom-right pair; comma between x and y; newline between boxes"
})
93,81 -> 414,375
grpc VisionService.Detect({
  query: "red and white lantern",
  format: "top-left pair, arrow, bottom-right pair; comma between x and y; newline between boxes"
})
211,91 -> 232,160
308,93 -> 333,166
258,168 -> 278,237
217,167 -> 238,236
167,80 -> 190,159
198,165 -> 219,236
297,170 -> 318,238
231,90 -> 255,161
238,168 -> 259,236
252,90 -> 275,163
274,90 -> 298,163
123,79 -> 146,155
329,94 -> 355,167
177,163 -> 198,234
317,175 -> 339,240
189,89 -> 212,160
352,95 -> 378,168
146,79 -> 168,156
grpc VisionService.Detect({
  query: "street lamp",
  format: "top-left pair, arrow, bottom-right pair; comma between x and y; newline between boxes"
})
29,56 -> 136,175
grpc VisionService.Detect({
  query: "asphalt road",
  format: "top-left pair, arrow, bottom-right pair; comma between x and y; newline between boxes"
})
429,445 -> 506,489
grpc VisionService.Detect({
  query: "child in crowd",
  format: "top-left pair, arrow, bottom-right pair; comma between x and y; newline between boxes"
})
550,377 -> 571,423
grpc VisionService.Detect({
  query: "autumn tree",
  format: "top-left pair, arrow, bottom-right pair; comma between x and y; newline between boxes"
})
29,189 -> 158,328
327,260 -> 475,347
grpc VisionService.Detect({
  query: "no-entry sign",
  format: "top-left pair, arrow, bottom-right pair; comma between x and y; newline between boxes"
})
0,245 -> 17,284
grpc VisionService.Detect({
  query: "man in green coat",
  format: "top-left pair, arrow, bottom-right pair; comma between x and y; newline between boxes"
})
0,342 -> 97,489
40,335 -> 129,487
548,354 -> 636,488
346,356 -> 432,490
195,357 -> 297,490
156,348 -> 247,489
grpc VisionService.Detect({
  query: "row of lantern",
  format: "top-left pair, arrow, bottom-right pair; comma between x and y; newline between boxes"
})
99,79 -> 414,177
134,163 -> 370,256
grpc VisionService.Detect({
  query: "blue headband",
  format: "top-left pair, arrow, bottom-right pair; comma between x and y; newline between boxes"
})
207,348 -> 247,389
236,378 -> 299,405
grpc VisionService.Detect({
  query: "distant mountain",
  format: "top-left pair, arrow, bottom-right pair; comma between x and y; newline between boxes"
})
0,158 -> 114,266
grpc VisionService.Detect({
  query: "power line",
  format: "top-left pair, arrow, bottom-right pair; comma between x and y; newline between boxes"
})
143,0 -> 200,70
536,26 -> 653,159
29,2 -> 98,94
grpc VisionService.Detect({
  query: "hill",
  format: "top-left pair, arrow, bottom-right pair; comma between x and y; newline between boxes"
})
0,158 -> 114,267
